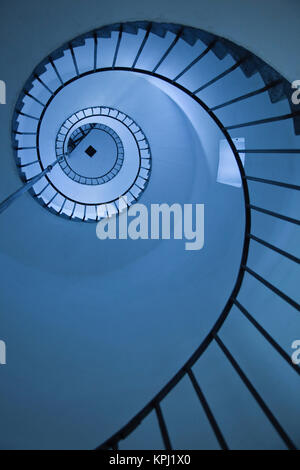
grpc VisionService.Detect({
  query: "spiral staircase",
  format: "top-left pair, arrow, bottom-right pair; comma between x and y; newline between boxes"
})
1,19 -> 300,450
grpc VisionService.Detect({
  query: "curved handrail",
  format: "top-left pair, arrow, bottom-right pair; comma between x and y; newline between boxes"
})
88,67 -> 251,450
93,72 -> 299,452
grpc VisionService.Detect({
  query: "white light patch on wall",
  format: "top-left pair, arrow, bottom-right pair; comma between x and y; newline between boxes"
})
217,137 -> 245,188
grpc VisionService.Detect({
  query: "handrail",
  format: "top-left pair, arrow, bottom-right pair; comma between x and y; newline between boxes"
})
0,157 -> 62,214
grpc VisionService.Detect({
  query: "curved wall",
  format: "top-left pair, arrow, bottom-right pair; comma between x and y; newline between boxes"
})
0,2 -> 299,450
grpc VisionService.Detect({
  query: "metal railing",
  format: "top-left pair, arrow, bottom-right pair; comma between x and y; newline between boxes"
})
4,21 -> 300,449
96,70 -> 300,451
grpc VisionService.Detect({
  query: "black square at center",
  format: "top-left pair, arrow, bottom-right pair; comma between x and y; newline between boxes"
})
85,145 -> 97,157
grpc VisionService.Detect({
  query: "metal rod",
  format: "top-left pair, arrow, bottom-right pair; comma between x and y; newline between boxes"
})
35,182 -> 49,197
155,403 -> 172,450
194,58 -> 246,94
215,334 -> 296,450
173,41 -> 216,82
152,29 -> 182,73
243,265 -> 300,311
13,131 -> 37,136
15,146 -> 37,151
132,23 -> 152,69
226,111 -> 300,130
83,205 -> 87,221
48,56 -> 64,86
58,198 -> 67,215
34,74 -> 53,95
248,204 -> 300,225
0,158 -> 61,215
24,91 -> 46,107
70,202 -> 76,219
112,25 -> 123,68
245,175 -> 300,191
17,111 -> 39,121
69,43 -> 79,76
45,192 -> 57,207
233,299 -> 300,375
187,368 -> 228,449
211,81 -> 281,111
17,160 -> 39,168
238,149 -> 300,154
248,233 -> 300,264
93,32 -> 98,71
